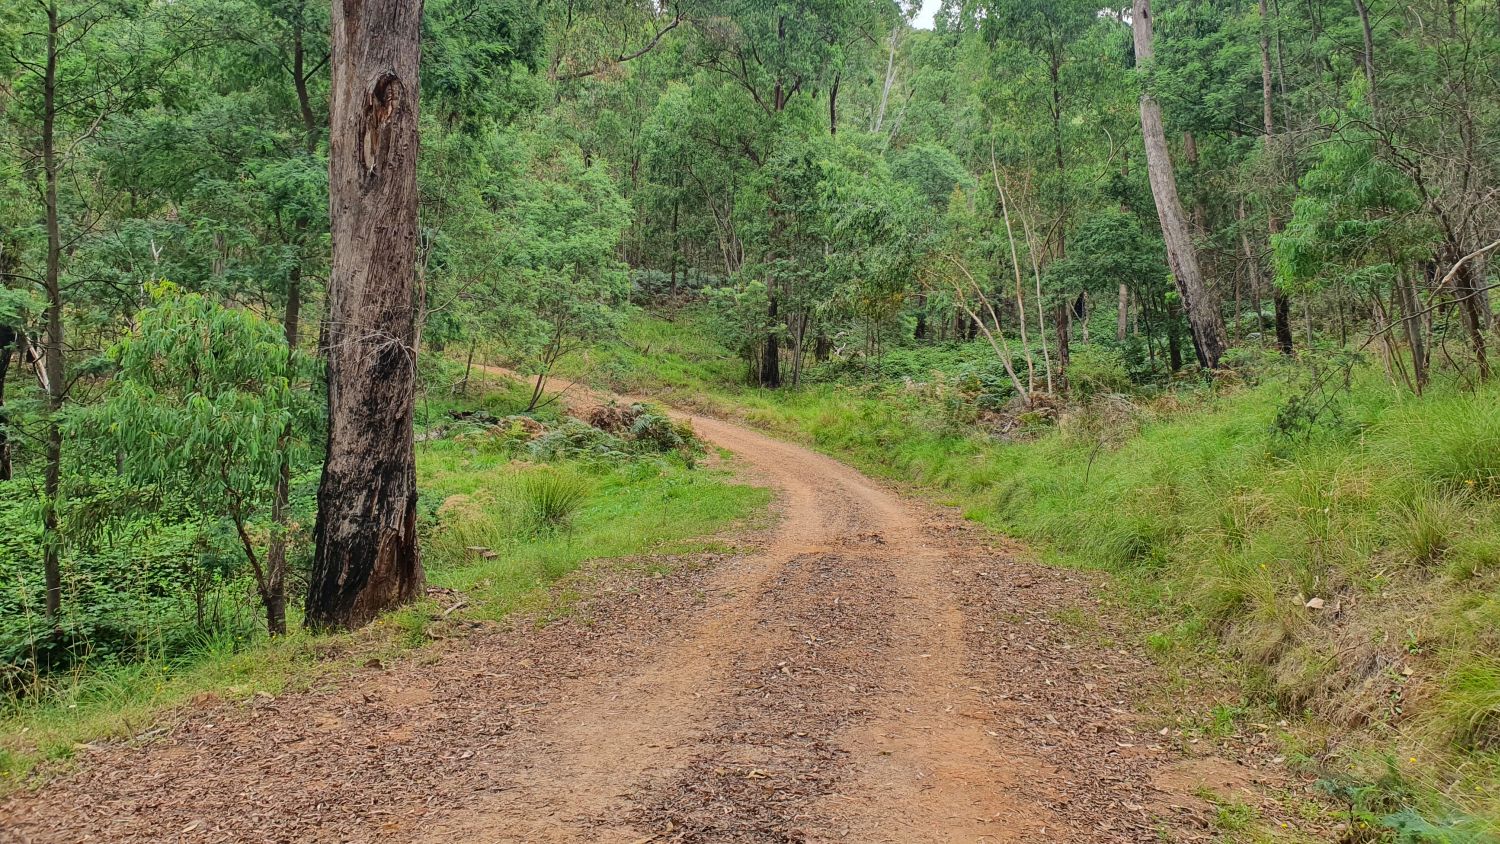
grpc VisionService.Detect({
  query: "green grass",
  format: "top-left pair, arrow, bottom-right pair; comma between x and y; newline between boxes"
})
0,625 -> 373,790
416,431 -> 769,620
570,306 -> 1500,835
551,303 -> 751,399
0,370 -> 768,791
775,378 -> 1500,830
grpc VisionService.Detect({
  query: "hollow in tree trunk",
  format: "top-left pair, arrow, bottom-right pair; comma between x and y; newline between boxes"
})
306,0 -> 425,632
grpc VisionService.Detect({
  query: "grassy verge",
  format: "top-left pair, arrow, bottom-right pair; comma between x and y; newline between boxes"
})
0,370 -> 767,791
569,306 -> 1500,839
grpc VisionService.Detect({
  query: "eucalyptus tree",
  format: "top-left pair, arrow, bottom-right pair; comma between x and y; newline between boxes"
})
687,0 -> 893,386
498,138 -> 631,410
87,288 -> 316,635
305,0 -> 425,631
1131,0 -> 1228,369
1,0 -> 214,627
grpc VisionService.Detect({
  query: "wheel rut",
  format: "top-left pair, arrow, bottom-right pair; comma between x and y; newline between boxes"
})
0,370 -> 1261,844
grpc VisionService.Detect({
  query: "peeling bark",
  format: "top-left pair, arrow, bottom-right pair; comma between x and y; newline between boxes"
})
1133,0 -> 1228,369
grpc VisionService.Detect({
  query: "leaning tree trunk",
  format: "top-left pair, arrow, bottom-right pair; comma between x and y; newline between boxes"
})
306,0 -> 425,632
1133,0 -> 1228,370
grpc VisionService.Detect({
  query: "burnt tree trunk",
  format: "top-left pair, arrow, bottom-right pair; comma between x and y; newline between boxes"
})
1166,298 -> 1184,373
829,71 -> 839,135
760,296 -> 781,388
1133,0 -> 1228,370
1053,301 -> 1071,393
306,0 -> 425,632
1259,0 -> 1296,355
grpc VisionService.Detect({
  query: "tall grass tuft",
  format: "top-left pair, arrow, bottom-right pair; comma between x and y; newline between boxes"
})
1394,491 -> 1469,565
1387,391 -> 1500,495
518,467 -> 592,535
1436,660 -> 1500,751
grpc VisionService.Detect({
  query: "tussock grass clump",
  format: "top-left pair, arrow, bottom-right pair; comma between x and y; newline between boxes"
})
1435,660 -> 1500,752
1446,532 -> 1500,581
1393,492 -> 1469,566
1389,393 -> 1500,495
518,467 -> 592,535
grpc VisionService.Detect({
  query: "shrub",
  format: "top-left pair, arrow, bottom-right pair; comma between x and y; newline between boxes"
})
528,420 -> 629,462
1067,344 -> 1132,398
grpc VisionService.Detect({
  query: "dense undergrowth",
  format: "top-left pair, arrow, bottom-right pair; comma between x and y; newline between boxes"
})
0,365 -> 765,789
564,305 -> 1500,841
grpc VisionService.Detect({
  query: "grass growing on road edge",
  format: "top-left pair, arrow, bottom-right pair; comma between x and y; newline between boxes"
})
0,371 -> 767,792
573,307 -> 1500,839
414,423 -> 769,623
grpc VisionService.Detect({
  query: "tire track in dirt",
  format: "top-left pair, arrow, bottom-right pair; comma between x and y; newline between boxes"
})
0,368 -> 1284,843
416,373 -> 1072,842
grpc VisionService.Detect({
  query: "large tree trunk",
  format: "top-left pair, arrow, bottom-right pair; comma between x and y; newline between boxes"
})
41,1 -> 65,627
306,0 -> 425,632
1133,0 -> 1228,370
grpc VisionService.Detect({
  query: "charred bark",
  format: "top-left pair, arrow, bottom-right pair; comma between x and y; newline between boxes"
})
760,297 -> 781,388
1260,0 -> 1296,356
306,0 -> 425,632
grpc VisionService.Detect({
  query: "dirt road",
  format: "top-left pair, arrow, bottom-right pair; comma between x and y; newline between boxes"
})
0,374 -> 1277,843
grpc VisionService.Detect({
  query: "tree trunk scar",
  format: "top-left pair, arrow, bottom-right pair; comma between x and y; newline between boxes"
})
360,72 -> 403,182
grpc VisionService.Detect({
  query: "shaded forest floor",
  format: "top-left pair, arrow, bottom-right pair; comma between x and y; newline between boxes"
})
2,370 -> 1332,842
